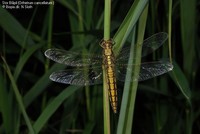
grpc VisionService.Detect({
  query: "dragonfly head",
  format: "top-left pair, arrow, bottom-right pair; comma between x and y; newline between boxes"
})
99,39 -> 115,49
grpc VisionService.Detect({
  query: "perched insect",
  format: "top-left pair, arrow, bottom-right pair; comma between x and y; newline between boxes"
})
44,32 -> 173,113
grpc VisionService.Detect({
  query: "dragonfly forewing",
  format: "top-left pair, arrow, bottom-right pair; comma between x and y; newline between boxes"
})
116,60 -> 173,82
116,32 -> 168,63
45,48 -> 102,67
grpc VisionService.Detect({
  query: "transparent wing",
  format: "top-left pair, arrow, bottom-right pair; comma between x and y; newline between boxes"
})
116,60 -> 173,82
45,48 -> 102,67
117,32 -> 168,63
49,67 -> 103,85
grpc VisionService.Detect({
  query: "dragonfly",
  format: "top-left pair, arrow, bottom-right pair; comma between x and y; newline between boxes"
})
44,32 -> 173,113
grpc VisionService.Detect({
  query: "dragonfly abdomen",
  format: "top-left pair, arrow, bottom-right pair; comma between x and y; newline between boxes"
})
104,64 -> 118,113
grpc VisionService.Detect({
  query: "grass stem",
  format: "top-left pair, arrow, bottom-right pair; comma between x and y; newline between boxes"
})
103,0 -> 112,134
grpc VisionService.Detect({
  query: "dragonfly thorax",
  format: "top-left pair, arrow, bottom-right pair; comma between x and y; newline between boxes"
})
100,39 -> 115,56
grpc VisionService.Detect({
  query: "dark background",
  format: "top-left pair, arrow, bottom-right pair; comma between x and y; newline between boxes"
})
0,0 -> 200,133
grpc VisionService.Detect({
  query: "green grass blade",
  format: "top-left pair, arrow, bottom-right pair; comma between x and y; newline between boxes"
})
117,4 -> 148,134
113,0 -> 149,56
1,57 -> 35,134
45,0 -> 54,71
170,61 -> 191,103
47,0 -> 54,49
103,0 -> 111,133
104,0 -> 111,40
102,68 -> 111,134
116,27 -> 136,134
14,44 -> 43,80
0,70 -> 12,133
23,63 -> 66,107
56,0 -> 79,17
83,121 -> 96,134
170,61 -> 192,134
32,86 -> 79,133
126,5 -> 148,134
85,0 -> 95,29
180,0 -> 196,78
67,0 -> 85,47
168,0 -> 173,63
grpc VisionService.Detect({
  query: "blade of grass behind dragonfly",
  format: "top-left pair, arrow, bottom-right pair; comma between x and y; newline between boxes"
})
168,0 -> 173,63
32,86 -> 79,133
169,61 -> 192,134
179,3 -> 195,133
23,63 -> 66,107
1,57 -> 35,134
117,4 -> 148,134
41,0 -> 54,123
45,0 -> 54,69
180,0 -> 196,80
80,0 -> 94,121
113,0 -> 148,56
0,70 -> 12,133
55,0 -> 93,121
13,44 -> 43,80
